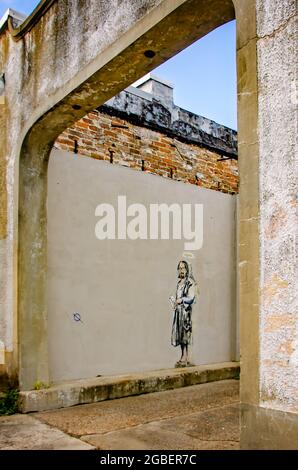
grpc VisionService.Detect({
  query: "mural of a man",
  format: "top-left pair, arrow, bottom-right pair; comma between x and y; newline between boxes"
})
170,260 -> 197,367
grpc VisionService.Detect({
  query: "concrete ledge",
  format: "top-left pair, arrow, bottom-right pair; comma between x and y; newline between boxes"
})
19,362 -> 239,413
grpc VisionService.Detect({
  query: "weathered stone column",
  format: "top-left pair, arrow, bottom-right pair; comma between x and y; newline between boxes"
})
234,0 -> 260,414
18,137 -> 53,390
238,0 -> 298,448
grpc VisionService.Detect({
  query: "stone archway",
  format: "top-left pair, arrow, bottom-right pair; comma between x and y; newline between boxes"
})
3,0 -> 296,449
5,0 -> 255,409
15,0 -> 245,392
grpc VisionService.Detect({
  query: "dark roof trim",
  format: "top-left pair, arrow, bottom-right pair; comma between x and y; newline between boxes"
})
98,104 -> 238,160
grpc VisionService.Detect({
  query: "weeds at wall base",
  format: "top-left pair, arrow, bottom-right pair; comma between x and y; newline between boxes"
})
0,389 -> 19,415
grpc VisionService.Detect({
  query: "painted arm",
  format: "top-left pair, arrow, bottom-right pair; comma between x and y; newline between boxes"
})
182,283 -> 196,305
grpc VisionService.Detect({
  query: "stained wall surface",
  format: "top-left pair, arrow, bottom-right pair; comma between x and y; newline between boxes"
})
257,0 -> 298,413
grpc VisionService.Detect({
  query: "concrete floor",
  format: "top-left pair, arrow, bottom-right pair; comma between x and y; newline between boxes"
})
0,379 -> 239,450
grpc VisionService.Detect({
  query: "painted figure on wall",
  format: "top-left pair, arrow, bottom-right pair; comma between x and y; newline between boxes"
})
169,260 -> 197,367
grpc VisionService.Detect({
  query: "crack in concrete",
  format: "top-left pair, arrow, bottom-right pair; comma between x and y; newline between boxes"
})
237,13 -> 297,52
257,13 -> 297,41
236,12 -> 296,53
237,36 -> 257,54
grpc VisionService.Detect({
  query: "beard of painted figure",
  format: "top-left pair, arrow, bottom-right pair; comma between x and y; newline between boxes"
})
178,260 -> 188,279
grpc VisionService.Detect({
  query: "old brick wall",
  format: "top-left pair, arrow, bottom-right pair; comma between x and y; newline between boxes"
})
55,110 -> 238,195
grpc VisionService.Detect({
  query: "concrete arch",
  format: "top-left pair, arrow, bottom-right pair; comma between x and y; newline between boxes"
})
1,0 -> 296,449
13,0 -> 246,392
1,0 -> 263,430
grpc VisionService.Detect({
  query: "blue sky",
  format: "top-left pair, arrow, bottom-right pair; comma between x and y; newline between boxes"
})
0,0 -> 237,130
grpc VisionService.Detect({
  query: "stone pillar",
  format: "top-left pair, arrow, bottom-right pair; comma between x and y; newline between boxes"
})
18,135 -> 52,390
0,31 -> 18,390
239,0 -> 298,448
236,0 -> 260,410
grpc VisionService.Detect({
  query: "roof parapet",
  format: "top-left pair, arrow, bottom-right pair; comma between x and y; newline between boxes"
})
0,0 -> 57,40
0,8 -> 26,33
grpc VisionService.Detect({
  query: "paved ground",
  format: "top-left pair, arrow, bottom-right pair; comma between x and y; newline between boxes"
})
0,379 -> 239,450
0,414 -> 94,450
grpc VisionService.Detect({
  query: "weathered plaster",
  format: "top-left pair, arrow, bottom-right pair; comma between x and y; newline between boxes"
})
0,239 -> 13,352
0,46 -> 7,240
0,131 -> 7,240
257,0 -> 298,413
0,87 -> 15,373
256,0 -> 296,37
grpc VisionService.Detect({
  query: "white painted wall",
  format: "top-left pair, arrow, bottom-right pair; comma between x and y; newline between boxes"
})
47,149 -> 237,383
